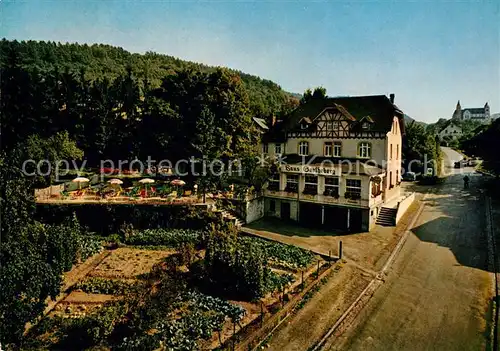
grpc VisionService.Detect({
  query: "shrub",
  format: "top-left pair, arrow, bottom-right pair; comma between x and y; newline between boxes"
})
239,236 -> 314,268
53,301 -> 128,349
203,227 -> 274,300
73,277 -> 143,295
124,229 -> 205,248
35,204 -> 220,234
265,272 -> 295,293
77,235 -> 103,261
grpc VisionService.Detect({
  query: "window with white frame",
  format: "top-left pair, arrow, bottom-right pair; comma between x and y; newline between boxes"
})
285,174 -> 299,193
324,142 -> 333,156
300,123 -> 308,130
324,176 -> 340,197
298,141 -> 309,156
333,142 -> 342,157
262,143 -> 268,154
303,175 -> 318,195
358,142 -> 371,158
345,179 -> 362,200
268,173 -> 280,191
275,143 -> 282,155
362,122 -> 370,130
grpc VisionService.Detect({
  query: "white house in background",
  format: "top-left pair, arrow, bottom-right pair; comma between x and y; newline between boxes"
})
438,121 -> 463,140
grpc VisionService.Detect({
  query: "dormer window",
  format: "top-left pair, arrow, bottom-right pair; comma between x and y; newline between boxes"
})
362,122 -> 370,130
299,117 -> 312,130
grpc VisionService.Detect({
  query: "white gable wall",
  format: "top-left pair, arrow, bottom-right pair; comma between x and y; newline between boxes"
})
439,124 -> 463,139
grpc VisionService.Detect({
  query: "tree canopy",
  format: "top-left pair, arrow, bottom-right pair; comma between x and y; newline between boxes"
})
0,39 -> 297,166
463,119 -> 500,175
403,121 -> 442,175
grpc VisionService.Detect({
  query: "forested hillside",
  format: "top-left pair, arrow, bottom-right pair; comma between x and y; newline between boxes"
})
0,39 -> 298,164
0,39 -> 296,118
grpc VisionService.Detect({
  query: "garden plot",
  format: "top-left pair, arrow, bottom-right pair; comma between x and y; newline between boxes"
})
89,247 -> 175,278
25,228 -> 324,350
51,292 -> 116,319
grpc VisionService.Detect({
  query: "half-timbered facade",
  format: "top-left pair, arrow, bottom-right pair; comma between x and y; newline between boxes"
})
260,94 -> 404,232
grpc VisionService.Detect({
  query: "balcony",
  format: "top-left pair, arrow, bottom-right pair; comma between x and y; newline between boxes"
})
302,184 -> 318,196
284,184 -> 298,194
323,188 -> 340,198
264,189 -> 369,208
267,182 -> 280,191
265,189 -> 299,200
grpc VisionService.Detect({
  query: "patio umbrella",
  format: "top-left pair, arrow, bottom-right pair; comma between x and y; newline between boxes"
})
108,178 -> 123,185
170,179 -> 186,186
170,179 -> 186,198
139,178 -> 155,197
72,177 -> 90,190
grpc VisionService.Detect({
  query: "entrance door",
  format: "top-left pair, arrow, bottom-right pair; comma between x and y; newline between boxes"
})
299,202 -> 322,228
281,202 -> 291,220
348,208 -> 363,232
324,206 -> 348,231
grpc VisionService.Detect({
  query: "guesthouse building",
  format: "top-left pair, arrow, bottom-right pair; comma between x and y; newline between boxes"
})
260,94 -> 405,232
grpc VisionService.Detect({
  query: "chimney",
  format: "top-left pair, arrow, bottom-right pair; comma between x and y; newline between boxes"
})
389,93 -> 395,104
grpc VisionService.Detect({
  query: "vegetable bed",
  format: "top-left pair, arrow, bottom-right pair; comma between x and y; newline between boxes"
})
125,228 -> 205,247
239,236 -> 315,269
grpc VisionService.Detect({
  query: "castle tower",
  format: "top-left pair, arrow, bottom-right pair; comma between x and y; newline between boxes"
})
485,102 -> 490,119
453,100 -> 462,120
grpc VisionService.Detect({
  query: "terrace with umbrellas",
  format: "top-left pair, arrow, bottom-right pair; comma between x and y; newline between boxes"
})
34,167 -> 238,205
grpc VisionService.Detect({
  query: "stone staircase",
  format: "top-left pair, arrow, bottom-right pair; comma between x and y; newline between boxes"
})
376,207 -> 397,226
220,210 -> 246,228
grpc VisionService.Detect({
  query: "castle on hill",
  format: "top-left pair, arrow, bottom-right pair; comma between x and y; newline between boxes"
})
452,100 -> 490,122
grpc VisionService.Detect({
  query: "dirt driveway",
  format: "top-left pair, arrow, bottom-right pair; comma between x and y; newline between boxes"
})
243,193 -> 423,273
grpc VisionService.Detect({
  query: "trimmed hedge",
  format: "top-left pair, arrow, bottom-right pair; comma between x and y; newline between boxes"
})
124,229 -> 204,247
73,277 -> 143,295
35,204 -> 218,235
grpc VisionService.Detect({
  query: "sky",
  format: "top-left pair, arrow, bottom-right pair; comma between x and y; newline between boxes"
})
2,0 -> 500,123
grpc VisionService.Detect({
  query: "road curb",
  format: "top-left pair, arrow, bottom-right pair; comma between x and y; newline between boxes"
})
312,199 -> 427,350
485,196 -> 499,351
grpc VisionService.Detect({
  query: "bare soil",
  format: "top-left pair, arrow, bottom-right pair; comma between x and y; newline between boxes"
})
61,291 -> 118,304
89,247 -> 175,279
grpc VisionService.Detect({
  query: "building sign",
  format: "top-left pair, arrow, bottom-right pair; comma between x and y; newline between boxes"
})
281,164 -> 337,175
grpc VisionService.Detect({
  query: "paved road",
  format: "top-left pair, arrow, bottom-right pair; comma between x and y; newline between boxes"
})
441,146 -> 464,165
328,151 -> 493,350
